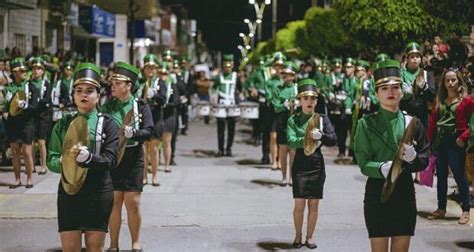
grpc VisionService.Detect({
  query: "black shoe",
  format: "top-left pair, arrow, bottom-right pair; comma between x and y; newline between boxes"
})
261,157 -> 270,164
181,129 -> 187,135
152,182 -> 160,187
216,151 -> 224,157
292,242 -> 303,249
25,184 -> 33,189
225,149 -> 233,157
305,241 -> 317,249
9,183 -> 22,189
38,169 -> 48,175
170,160 -> 177,166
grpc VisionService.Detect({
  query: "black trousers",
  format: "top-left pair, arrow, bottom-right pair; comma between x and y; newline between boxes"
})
171,113 -> 179,161
179,104 -> 188,131
329,113 -> 351,155
217,117 -> 236,151
259,103 -> 275,160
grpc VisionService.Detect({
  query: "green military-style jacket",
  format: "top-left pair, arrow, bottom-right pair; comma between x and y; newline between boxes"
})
271,82 -> 297,113
47,109 -> 101,173
342,75 -> 358,110
264,75 -> 283,103
354,108 -> 430,179
287,112 -> 312,149
3,79 -> 29,113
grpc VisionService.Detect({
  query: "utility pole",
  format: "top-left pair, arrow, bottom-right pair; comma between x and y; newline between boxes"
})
271,0 -> 277,38
128,0 -> 139,64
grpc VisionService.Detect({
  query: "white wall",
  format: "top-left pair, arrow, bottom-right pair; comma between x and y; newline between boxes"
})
96,14 -> 129,65
8,8 -> 41,55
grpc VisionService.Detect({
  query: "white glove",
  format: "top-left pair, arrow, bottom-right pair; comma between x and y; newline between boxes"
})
124,125 -> 134,138
328,93 -> 335,101
401,143 -> 417,163
418,80 -> 428,91
294,99 -> 300,107
379,161 -> 393,178
18,100 -> 27,109
146,88 -> 155,99
345,108 -> 352,114
76,146 -> 92,163
311,128 -> 322,140
283,99 -> 291,110
5,92 -> 12,101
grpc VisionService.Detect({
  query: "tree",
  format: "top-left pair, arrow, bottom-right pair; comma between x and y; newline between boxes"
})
303,7 -> 351,57
274,20 -> 309,58
419,0 -> 474,25
333,0 -> 469,54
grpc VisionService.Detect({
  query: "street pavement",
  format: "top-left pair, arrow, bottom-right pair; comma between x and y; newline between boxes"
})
1,117 -> 474,251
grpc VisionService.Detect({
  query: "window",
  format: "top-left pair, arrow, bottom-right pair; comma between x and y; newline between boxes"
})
14,33 -> 26,55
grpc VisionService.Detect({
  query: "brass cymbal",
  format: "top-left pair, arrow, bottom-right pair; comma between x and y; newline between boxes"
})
304,113 -> 320,156
381,118 -> 418,203
61,116 -> 90,195
9,91 -> 26,116
117,110 -> 133,165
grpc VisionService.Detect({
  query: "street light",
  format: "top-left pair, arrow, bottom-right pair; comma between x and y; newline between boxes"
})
248,0 -> 271,42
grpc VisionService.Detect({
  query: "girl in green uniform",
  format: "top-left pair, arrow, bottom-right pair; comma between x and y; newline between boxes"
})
272,62 -> 298,186
287,79 -> 336,249
354,60 -> 429,251
47,63 -> 119,251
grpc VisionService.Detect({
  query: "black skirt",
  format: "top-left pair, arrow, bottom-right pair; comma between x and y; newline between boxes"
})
5,117 -> 35,144
364,171 -> 417,238
292,148 -> 326,199
275,111 -> 290,145
162,108 -> 177,133
57,190 -> 114,232
111,145 -> 144,192
149,105 -> 163,139
34,108 -> 52,140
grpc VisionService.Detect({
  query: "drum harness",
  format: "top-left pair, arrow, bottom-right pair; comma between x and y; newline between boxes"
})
218,72 -> 237,106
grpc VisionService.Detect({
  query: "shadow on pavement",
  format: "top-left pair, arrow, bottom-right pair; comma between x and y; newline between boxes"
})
417,211 -> 459,221
251,179 -> 282,188
333,157 -> 354,165
256,241 -> 293,250
180,149 -> 217,158
455,241 -> 474,249
236,159 -> 261,165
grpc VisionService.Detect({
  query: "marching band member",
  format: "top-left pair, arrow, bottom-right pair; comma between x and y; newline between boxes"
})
349,60 -> 377,163
158,62 -> 179,172
52,61 -> 74,124
30,57 -> 53,175
4,57 -> 39,188
263,52 -> 285,168
102,62 -> 153,251
354,60 -> 429,251
271,62 -> 298,186
60,60 -> 78,117
400,42 -> 436,127
287,79 -> 336,249
212,54 -> 242,157
47,63 -> 119,251
138,54 -> 167,186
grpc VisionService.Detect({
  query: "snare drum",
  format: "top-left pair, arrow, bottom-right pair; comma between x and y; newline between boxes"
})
196,101 -> 210,116
210,105 -> 227,118
240,102 -> 259,119
227,106 -> 241,117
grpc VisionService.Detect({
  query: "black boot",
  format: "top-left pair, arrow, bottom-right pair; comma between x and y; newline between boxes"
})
225,148 -> 233,157
217,150 -> 224,157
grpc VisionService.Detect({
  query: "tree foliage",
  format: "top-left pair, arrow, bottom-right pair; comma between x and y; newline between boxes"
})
274,20 -> 308,57
303,7 -> 351,57
418,0 -> 474,25
333,0 -> 469,54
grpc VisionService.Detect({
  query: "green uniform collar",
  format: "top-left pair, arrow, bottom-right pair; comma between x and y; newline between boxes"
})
78,108 -> 98,119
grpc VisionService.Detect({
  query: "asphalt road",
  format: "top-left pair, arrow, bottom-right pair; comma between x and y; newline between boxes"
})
0,118 -> 473,251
